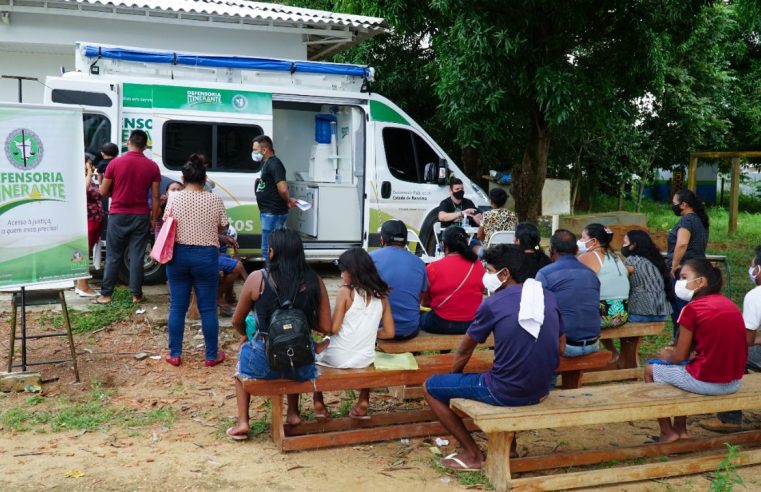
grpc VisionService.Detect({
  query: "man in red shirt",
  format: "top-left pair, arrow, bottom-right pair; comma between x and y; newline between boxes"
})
93,130 -> 160,304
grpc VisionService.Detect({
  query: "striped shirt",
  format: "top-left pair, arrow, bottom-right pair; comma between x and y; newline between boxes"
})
624,255 -> 671,316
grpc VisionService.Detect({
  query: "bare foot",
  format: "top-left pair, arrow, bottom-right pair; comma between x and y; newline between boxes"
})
314,338 -> 330,355
349,404 -> 370,420
313,400 -> 328,420
227,422 -> 249,437
286,413 -> 303,425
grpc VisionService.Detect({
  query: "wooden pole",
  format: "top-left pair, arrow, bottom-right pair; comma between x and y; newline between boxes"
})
729,157 -> 740,236
686,156 -> 698,191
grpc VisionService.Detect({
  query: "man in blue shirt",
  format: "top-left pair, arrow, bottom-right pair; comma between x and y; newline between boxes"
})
370,220 -> 428,339
536,229 -> 601,357
423,244 -> 564,471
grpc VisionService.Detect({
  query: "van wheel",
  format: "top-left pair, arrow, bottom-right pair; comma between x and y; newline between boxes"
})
119,238 -> 167,285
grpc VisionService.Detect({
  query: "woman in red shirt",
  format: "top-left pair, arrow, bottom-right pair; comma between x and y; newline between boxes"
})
644,259 -> 747,442
422,226 -> 485,334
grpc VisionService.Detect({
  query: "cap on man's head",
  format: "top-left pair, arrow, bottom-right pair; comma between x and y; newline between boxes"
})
380,220 -> 408,245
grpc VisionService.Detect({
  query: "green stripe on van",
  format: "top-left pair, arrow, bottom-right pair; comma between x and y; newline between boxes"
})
370,100 -> 408,125
123,83 -> 272,115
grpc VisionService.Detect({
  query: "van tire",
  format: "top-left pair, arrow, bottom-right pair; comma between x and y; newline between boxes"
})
118,237 -> 167,285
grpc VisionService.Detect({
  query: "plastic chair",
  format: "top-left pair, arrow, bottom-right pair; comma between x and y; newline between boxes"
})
487,230 -> 516,247
433,222 -> 443,254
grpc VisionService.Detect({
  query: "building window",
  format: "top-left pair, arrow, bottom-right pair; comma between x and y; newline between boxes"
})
382,127 -> 440,183
163,121 -> 263,172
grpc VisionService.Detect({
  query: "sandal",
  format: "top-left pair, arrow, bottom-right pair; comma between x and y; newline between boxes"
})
90,296 -> 111,305
226,427 -> 249,441
349,406 -> 370,420
440,453 -> 481,472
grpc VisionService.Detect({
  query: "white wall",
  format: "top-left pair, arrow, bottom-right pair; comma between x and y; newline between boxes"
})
0,11 -> 308,104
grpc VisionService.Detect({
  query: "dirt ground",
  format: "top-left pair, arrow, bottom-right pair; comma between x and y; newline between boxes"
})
1,274 -> 761,492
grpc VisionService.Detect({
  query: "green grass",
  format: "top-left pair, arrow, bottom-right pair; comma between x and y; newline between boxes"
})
39,286 -> 135,333
430,457 -> 494,489
0,381 -> 174,432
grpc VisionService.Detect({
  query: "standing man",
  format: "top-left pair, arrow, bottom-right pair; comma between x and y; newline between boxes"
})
536,229 -> 602,357
94,130 -> 160,305
437,178 -> 481,228
370,220 -> 428,339
252,135 -> 296,260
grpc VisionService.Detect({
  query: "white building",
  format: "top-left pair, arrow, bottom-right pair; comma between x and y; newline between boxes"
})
0,0 -> 385,103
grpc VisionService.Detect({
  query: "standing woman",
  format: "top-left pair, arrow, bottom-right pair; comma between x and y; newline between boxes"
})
644,259 -> 747,442
422,226 -> 485,334
164,159 -> 228,367
667,189 -> 709,331
579,223 -> 630,358
75,153 -> 104,297
622,230 -> 673,322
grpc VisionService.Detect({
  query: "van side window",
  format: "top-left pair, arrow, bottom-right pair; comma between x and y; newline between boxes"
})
83,113 -> 111,156
382,127 -> 440,183
163,121 -> 263,172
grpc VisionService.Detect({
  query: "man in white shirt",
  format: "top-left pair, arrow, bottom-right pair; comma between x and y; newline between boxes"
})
700,246 -> 761,432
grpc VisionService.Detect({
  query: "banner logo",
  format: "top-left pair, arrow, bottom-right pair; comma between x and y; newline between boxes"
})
5,128 -> 44,170
232,94 -> 248,111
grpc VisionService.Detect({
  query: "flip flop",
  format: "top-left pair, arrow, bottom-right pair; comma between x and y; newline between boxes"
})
440,453 -> 481,472
226,427 -> 249,441
90,297 -> 111,305
314,411 -> 329,421
349,406 -> 371,420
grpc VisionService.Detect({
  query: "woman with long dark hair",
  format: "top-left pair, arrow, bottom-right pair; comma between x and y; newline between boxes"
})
667,189 -> 709,330
422,226 -> 485,334
644,259 -> 746,443
227,228 -> 331,439
163,159 -> 228,368
622,230 -> 673,322
312,247 -> 395,419
515,222 -> 551,278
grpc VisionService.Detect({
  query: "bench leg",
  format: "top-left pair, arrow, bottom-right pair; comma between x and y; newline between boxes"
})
618,337 -> 641,369
270,395 -> 285,452
484,431 -> 514,492
560,370 -> 582,389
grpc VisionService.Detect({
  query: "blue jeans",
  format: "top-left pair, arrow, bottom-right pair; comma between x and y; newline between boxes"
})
425,373 -> 542,406
421,310 -> 472,335
236,337 -> 317,381
563,341 -> 600,358
670,276 -> 687,337
260,213 -> 289,259
629,314 -> 668,323
166,244 -> 220,360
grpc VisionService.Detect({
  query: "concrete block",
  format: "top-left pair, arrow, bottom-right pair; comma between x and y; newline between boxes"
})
0,372 -> 42,392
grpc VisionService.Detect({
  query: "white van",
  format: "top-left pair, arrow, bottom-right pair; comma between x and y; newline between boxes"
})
44,43 -> 488,282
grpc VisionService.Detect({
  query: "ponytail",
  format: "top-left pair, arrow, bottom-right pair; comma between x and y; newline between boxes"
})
442,226 -> 478,262
676,189 -> 709,230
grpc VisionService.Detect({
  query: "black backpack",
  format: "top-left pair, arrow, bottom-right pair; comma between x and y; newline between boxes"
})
263,270 -> 315,372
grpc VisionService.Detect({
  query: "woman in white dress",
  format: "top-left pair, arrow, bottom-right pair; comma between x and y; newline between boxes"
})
313,247 -> 395,419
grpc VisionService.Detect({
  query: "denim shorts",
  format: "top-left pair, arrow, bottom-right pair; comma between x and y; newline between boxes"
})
424,372 -> 543,406
236,337 -> 318,382
652,363 -> 741,396
218,253 -> 239,274
628,313 -> 668,323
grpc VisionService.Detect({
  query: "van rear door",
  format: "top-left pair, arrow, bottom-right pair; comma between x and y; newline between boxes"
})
43,78 -> 119,156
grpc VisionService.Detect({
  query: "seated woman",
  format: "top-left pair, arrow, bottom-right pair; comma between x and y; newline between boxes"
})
579,223 -> 630,359
644,259 -> 747,443
515,222 -> 551,278
227,228 -> 331,440
313,247 -> 395,419
422,226 -> 485,334
622,230 -> 672,322
475,187 -> 518,252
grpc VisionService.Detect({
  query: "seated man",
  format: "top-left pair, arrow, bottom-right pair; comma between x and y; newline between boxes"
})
218,225 -> 248,317
370,220 -> 428,339
423,244 -> 564,471
536,229 -> 602,357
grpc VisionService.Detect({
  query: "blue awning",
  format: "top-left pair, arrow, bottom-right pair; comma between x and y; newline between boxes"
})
83,45 -> 371,78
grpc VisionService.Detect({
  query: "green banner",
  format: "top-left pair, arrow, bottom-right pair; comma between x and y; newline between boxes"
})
123,83 -> 272,115
0,104 -> 89,288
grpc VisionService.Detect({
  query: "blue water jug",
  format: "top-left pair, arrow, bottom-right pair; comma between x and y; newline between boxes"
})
315,114 -> 337,144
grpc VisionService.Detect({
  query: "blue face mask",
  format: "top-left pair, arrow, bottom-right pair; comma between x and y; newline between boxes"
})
251,151 -> 263,162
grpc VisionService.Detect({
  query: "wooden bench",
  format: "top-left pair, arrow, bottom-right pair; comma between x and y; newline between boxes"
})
451,373 -> 761,491
244,350 -> 611,452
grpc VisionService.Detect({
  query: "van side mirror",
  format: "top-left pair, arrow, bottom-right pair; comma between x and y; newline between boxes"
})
437,158 -> 449,186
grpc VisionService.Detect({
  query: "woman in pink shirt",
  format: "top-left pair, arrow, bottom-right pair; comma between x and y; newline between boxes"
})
422,226 -> 485,334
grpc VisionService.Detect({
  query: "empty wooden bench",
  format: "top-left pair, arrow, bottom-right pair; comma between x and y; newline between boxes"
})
244,350 -> 611,452
451,373 -> 761,491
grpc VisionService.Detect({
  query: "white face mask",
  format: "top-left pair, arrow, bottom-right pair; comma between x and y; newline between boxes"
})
675,277 -> 701,302
251,151 -> 264,162
482,269 -> 506,294
577,239 -> 590,254
749,265 -> 759,284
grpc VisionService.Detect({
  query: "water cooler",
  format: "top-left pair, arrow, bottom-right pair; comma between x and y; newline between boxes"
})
308,113 -> 339,182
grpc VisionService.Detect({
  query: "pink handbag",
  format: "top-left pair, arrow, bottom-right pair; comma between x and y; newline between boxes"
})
150,208 -> 176,264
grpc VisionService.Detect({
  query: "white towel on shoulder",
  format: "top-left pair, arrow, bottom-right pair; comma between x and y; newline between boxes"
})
518,278 -> 545,339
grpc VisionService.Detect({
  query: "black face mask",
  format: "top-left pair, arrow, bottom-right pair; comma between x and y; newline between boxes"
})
621,246 -> 632,257
453,190 -> 465,200
671,203 -> 682,216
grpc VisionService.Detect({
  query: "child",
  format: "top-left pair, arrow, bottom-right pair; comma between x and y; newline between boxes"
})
217,225 -> 248,316
313,247 -> 395,419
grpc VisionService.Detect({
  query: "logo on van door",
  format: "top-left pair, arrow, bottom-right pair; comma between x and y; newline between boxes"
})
232,94 -> 248,111
5,128 -> 44,170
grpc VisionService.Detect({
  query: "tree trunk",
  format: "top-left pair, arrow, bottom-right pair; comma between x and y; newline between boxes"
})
512,105 -> 550,222
460,146 -> 482,188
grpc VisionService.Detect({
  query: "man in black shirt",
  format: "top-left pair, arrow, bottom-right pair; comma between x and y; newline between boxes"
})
252,135 -> 296,260
437,177 -> 481,228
